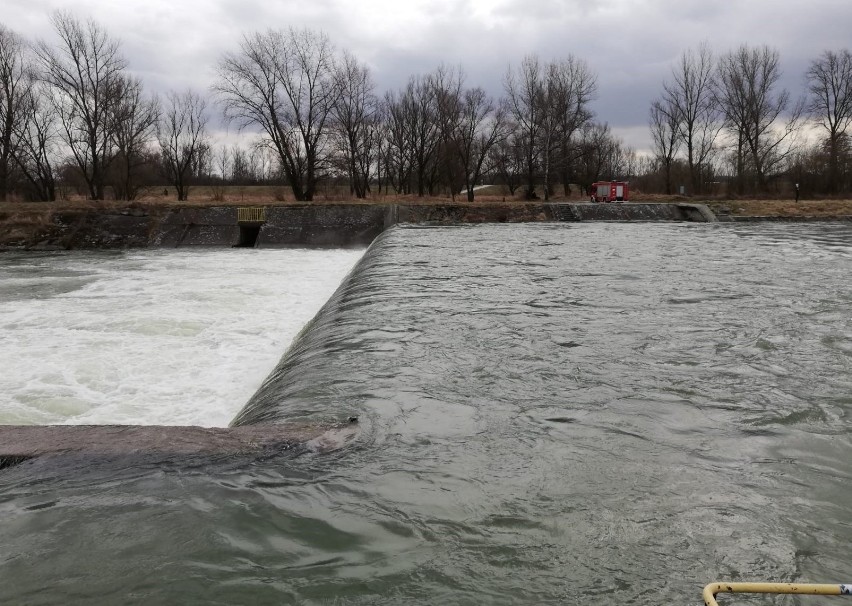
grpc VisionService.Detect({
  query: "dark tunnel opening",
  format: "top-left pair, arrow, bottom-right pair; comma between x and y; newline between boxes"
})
236,225 -> 261,248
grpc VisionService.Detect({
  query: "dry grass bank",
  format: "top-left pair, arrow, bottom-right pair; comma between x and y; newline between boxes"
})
2,185 -> 852,217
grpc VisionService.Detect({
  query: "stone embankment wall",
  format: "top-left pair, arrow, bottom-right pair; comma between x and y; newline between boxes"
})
1,202 -> 717,250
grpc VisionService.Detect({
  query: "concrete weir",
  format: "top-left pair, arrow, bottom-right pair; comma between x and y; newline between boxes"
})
14,201 -> 716,250
0,200 -> 716,462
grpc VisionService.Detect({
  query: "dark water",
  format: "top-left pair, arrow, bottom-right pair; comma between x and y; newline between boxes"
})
2,223 -> 852,605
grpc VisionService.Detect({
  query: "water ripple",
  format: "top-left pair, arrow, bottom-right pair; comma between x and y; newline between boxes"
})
3,223 -> 852,603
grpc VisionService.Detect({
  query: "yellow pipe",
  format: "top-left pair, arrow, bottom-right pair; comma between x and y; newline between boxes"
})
704,582 -> 852,605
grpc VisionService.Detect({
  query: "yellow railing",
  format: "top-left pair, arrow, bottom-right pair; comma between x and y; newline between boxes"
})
237,207 -> 266,223
704,582 -> 852,605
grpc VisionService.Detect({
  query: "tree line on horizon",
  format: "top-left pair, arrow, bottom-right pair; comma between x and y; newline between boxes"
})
648,43 -> 852,198
1,12 -> 850,203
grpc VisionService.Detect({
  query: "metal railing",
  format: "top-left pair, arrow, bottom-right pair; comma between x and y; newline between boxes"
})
704,582 -> 852,605
237,207 -> 266,223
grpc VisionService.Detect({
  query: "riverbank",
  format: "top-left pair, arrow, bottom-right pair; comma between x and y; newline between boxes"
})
0,200 -> 714,249
1,194 -> 851,249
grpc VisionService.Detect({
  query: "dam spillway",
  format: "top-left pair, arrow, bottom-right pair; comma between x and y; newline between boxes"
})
223,222 -> 852,602
2,222 -> 852,604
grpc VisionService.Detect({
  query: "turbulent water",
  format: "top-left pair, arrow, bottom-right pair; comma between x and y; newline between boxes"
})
2,223 -> 852,605
0,248 -> 364,426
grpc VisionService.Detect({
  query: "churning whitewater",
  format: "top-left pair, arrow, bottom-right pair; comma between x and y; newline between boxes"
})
0,248 -> 364,427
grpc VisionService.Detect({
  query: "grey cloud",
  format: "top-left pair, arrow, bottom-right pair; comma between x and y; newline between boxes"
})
4,0 -> 852,152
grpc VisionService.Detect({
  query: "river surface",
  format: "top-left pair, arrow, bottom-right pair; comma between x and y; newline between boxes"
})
1,223 -> 851,605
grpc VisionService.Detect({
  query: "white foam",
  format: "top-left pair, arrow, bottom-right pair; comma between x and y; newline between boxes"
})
0,248 -> 363,427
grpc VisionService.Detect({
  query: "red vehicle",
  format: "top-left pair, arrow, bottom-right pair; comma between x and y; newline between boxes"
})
589,181 -> 629,203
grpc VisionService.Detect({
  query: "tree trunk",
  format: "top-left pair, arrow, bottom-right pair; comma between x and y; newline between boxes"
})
664,160 -> 672,195
828,133 -> 839,195
0,160 -> 8,202
735,134 -> 745,196
0,118 -> 11,201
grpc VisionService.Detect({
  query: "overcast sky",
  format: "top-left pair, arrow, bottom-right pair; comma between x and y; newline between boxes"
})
4,0 -> 851,152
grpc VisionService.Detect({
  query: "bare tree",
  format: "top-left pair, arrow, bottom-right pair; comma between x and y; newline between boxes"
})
716,45 -> 803,193
663,44 -> 720,194
538,61 -> 565,200
504,55 -> 545,199
215,28 -> 339,201
12,83 -> 60,201
331,50 -> 379,198
575,122 -> 620,194
373,104 -> 396,196
540,59 -> 596,200
807,49 -> 852,193
649,98 -> 681,195
249,143 -> 278,182
231,144 -> 253,184
158,89 -> 208,201
109,75 -> 159,200
488,130 -> 525,196
622,146 -> 639,181
35,12 -> 127,200
0,25 -> 32,201
382,90 -> 412,194
408,74 -> 441,196
452,87 -> 508,201
428,65 -> 509,202
384,74 -> 440,196
505,54 -> 596,200
553,56 -> 597,196
209,144 -> 230,201
432,65 -> 465,199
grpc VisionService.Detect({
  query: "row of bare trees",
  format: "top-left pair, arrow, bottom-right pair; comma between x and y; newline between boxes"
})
2,12 -> 628,203
6,14 -> 852,203
0,12 -> 622,201
374,66 -> 508,201
214,28 -> 614,202
0,13 -> 210,202
650,43 -> 852,196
